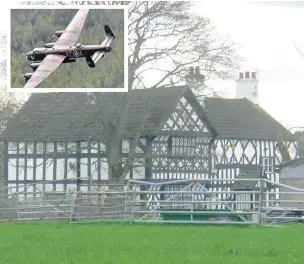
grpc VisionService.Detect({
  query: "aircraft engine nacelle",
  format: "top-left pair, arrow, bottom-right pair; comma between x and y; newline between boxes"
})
63,58 -> 76,63
24,73 -> 33,83
44,43 -> 56,48
85,56 -> 96,68
54,30 -> 64,37
30,62 -> 41,71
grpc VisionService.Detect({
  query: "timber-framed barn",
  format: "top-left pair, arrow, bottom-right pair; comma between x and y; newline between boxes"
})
0,86 -> 297,207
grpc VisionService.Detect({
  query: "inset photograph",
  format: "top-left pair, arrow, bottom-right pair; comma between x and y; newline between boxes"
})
8,6 -> 127,92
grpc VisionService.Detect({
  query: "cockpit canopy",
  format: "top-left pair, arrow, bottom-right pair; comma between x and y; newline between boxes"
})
75,43 -> 82,48
32,47 -> 47,54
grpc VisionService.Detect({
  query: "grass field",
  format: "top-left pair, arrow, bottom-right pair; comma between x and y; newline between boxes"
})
0,222 -> 304,264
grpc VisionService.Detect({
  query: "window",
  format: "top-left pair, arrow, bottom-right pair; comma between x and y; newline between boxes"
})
67,159 -> 77,179
91,141 -> 98,154
67,142 -> 77,154
18,159 -> 25,180
27,159 -> 34,180
8,142 -> 18,154
100,159 -> 108,180
56,142 -> 66,154
55,159 -> 65,180
80,142 -> 88,153
261,157 -> 274,174
19,143 -> 25,154
27,143 -> 34,154
171,137 -> 196,157
80,158 -> 88,178
91,158 -> 98,180
8,159 -> 17,180
36,159 -> 43,181
36,143 -> 44,154
46,143 -> 54,153
46,159 -> 54,181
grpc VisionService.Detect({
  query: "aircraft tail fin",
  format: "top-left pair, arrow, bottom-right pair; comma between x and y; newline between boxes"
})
91,25 -> 115,64
104,25 -> 115,39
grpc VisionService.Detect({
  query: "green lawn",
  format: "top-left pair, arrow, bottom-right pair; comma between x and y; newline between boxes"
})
0,222 -> 304,264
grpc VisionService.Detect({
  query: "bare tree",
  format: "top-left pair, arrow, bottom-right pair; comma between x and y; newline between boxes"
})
0,90 -> 21,196
20,1 -> 241,92
0,33 -> 27,198
0,35 -> 24,134
79,92 -> 151,190
102,1 -> 239,183
127,1 -> 240,92
0,88 -> 25,199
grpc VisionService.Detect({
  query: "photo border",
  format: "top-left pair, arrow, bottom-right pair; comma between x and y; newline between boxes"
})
7,4 -> 128,92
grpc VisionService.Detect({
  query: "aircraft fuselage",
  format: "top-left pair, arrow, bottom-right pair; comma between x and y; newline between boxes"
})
26,44 -> 111,61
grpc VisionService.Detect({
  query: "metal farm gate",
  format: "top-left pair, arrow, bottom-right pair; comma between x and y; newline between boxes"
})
1,178 -> 304,226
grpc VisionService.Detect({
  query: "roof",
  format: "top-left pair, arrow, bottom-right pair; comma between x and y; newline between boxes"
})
0,86 -> 206,141
204,97 -> 294,140
0,86 -> 294,141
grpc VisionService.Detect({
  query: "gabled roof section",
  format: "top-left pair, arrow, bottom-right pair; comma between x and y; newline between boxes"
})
183,89 -> 218,136
0,86 -> 209,141
0,93 -> 96,141
203,97 -> 294,141
160,88 -> 218,136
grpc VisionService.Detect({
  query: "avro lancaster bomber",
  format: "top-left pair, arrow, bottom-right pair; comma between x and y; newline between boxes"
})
23,9 -> 115,88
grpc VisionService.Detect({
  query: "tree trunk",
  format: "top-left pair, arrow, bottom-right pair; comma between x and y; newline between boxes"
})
106,139 -> 126,220
105,176 -> 126,220
107,139 -> 123,187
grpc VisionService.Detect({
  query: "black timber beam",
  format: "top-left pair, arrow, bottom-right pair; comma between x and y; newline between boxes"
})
151,131 -> 212,138
215,163 -> 263,169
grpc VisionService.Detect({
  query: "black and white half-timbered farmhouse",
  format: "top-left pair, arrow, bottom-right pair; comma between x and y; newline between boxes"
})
0,73 -> 298,209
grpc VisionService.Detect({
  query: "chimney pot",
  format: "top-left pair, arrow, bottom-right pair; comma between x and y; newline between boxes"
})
245,71 -> 250,79
189,66 -> 194,75
239,72 -> 244,79
251,72 -> 256,79
195,66 -> 200,75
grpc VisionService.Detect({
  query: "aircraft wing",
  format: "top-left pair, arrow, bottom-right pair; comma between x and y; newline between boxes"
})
54,9 -> 90,48
91,33 -> 114,64
23,54 -> 66,88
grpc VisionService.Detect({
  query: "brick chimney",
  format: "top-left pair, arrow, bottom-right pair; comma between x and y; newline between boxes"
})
186,66 -> 205,85
236,71 -> 259,105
